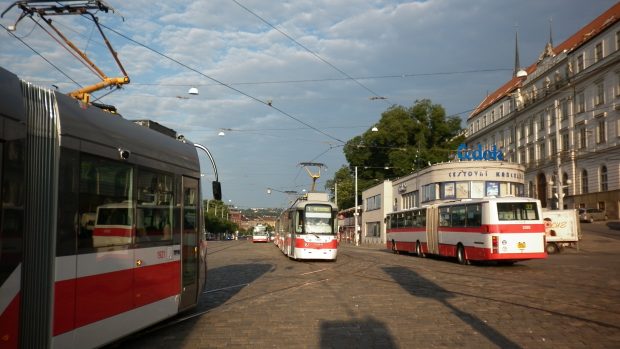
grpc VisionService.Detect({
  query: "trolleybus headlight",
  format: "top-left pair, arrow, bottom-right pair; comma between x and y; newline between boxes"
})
118,148 -> 131,160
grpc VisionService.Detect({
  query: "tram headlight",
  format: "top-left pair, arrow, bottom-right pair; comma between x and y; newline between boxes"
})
118,148 -> 131,160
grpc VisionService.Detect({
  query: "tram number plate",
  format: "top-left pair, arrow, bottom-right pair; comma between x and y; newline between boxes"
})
517,242 -> 526,249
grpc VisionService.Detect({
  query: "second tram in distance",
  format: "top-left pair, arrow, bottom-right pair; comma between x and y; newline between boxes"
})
386,197 -> 547,265
275,192 -> 339,261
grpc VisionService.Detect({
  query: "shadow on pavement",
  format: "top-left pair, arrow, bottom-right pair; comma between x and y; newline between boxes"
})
320,316 -> 396,349
607,221 -> 620,230
382,266 -> 521,349
200,263 -> 273,311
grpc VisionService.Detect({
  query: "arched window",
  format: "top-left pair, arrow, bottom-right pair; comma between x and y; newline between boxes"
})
581,169 -> 588,194
600,166 -> 608,191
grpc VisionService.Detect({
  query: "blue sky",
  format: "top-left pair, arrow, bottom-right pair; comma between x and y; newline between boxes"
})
0,0 -> 616,209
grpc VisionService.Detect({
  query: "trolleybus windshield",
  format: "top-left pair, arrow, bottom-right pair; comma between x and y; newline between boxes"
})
496,202 -> 539,221
304,204 -> 334,234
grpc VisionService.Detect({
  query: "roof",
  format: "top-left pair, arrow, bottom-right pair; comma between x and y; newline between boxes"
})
469,2 -> 620,120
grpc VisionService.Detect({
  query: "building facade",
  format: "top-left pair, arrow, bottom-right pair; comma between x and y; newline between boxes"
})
465,3 -> 620,219
360,180 -> 392,245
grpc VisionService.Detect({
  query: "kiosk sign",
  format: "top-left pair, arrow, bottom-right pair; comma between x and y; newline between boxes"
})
457,144 -> 504,161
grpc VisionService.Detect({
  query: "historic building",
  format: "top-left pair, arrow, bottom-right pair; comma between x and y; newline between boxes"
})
465,3 -> 620,219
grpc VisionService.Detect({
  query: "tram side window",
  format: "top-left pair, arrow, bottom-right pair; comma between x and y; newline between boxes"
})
1,139 -> 25,285
79,155 -> 133,250
136,170 -> 174,243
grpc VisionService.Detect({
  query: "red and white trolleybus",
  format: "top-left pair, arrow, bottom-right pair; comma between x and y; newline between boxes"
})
386,197 -> 547,264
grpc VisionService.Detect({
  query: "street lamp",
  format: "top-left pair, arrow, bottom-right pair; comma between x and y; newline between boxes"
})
354,166 -> 359,246
548,178 -> 572,210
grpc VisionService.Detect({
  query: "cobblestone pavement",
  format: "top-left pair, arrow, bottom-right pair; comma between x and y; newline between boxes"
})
112,224 -> 620,349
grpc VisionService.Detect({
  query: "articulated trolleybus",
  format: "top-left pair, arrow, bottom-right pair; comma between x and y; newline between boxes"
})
0,67 -> 221,348
386,197 -> 547,265
275,192 -> 339,260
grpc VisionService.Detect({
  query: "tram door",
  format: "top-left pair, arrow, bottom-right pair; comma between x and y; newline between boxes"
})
180,176 -> 199,310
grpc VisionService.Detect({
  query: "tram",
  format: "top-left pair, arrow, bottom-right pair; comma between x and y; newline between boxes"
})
0,67 -> 220,348
275,192 -> 339,261
252,224 -> 270,243
386,197 -> 547,265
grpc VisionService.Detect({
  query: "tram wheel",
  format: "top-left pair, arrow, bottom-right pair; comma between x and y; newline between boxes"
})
456,244 -> 469,265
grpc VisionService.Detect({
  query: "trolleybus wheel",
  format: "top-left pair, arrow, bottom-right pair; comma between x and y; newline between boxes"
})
456,244 -> 469,265
416,241 -> 425,258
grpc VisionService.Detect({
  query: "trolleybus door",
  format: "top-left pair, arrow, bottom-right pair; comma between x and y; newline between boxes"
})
426,206 -> 439,254
180,176 -> 199,310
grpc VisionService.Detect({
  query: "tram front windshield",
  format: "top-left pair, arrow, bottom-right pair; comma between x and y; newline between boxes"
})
305,205 -> 334,234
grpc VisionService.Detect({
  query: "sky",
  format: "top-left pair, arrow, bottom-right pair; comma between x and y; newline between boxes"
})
0,0 -> 617,209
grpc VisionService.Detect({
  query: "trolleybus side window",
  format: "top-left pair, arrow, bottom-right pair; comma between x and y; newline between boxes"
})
79,155 -> 133,250
496,202 -> 539,221
466,204 -> 482,227
439,207 -> 450,227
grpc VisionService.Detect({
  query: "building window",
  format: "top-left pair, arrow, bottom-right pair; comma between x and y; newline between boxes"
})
562,133 -> 569,152
596,118 -> 606,144
491,110 -> 495,123
528,146 -> 535,165
538,142 -> 546,160
617,30 -> 620,51
365,194 -> 382,211
600,166 -> 608,192
577,54 -> 585,72
560,99 -> 569,121
520,123 -> 525,139
576,91 -> 585,113
520,149 -> 526,164
581,169 -> 588,194
500,105 -> 504,117
528,118 -> 534,137
550,135 -> 557,155
595,81 -> 605,105
595,42 -> 603,63
616,71 -> 620,97
579,128 -> 587,149
538,112 -> 544,131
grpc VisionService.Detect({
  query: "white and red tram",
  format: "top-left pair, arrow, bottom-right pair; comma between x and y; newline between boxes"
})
275,192 -> 338,261
386,197 -> 547,264
0,67 -> 220,348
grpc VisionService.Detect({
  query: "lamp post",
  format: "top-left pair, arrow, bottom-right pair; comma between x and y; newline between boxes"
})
354,166 -> 359,246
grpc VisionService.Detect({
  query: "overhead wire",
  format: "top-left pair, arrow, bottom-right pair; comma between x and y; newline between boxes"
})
93,20 -> 346,144
231,0 -> 390,105
0,23 -> 82,89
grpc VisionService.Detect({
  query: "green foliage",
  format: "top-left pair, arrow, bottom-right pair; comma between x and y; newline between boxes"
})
331,99 -> 464,209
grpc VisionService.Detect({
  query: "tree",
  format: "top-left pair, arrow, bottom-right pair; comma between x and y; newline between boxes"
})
331,99 -> 464,209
